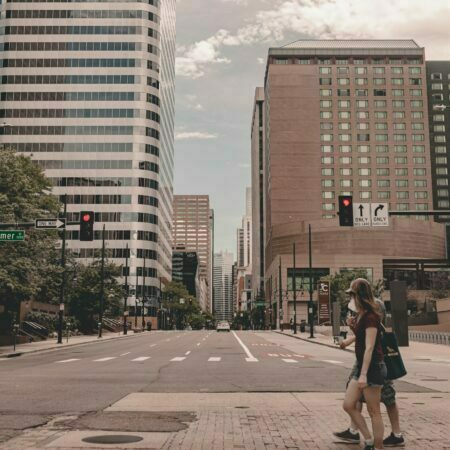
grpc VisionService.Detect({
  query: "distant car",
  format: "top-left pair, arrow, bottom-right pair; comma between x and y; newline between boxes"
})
216,321 -> 230,332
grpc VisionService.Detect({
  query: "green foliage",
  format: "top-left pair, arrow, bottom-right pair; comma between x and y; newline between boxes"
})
251,306 -> 266,330
24,311 -> 79,333
232,311 -> 251,330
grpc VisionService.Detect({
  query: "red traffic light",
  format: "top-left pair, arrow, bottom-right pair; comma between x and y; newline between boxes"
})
82,213 -> 91,222
343,198 -> 351,207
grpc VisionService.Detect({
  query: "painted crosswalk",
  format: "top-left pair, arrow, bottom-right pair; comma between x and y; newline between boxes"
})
94,357 -> 116,362
55,358 -> 80,363
131,356 -> 151,362
208,357 -> 221,362
170,357 -> 186,362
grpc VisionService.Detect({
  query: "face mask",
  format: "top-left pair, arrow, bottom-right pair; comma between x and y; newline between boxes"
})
348,297 -> 357,313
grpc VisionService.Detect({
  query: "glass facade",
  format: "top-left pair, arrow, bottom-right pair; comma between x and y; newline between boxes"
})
0,0 -> 176,297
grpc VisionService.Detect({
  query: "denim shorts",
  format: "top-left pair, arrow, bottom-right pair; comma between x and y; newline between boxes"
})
350,361 -> 388,388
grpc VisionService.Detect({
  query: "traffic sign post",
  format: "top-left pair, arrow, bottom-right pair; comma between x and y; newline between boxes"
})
353,202 -> 371,227
35,218 -> 66,229
0,230 -> 25,241
371,203 -> 389,227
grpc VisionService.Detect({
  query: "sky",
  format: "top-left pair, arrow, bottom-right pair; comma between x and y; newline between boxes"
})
173,0 -> 450,256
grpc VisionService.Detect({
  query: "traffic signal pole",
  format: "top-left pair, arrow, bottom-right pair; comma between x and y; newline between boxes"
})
98,224 -> 105,338
292,242 -> 297,334
57,194 -> 67,344
123,243 -> 129,335
141,257 -> 146,330
278,257 -> 282,331
308,224 -> 315,339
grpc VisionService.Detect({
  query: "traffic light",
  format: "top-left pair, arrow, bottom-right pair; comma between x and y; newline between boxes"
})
338,195 -> 354,227
79,211 -> 94,241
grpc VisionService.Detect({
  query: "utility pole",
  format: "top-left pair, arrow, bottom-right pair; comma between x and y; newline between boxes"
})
98,224 -> 105,338
123,243 -> 129,335
278,257 -> 282,330
134,271 -> 139,329
293,242 -> 297,334
269,275 -> 273,330
141,256 -> 146,330
57,194 -> 67,344
308,224 -> 315,339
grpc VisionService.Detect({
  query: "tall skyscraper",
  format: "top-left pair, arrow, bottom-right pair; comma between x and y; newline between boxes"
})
213,251 -> 234,322
0,0 -> 177,300
173,195 -> 213,311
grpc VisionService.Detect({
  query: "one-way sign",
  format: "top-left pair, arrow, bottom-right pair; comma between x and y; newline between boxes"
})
35,218 -> 66,229
353,202 -> 371,227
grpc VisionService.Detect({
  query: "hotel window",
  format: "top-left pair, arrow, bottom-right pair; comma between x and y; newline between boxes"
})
274,59 -> 289,64
321,134 -> 333,141
357,123 -> 369,130
390,59 -> 402,65
376,145 -> 389,153
357,134 -> 370,141
321,145 -> 333,153
410,78 -> 422,85
392,67 -> 403,74
320,78 -> 332,85
338,89 -> 351,96
391,78 -> 404,85
435,136 -> 446,143
436,157 -> 448,165
340,168 -> 353,175
377,156 -> 389,164
353,59 -> 365,65
337,67 -> 349,74
358,168 -> 371,176
409,67 -> 421,75
339,123 -> 351,130
413,145 -> 425,153
434,114 -> 445,122
396,203 -> 409,211
378,180 -> 390,187
373,78 -> 386,85
359,179 -> 371,187
339,134 -> 351,142
432,83 -> 443,90
373,67 -> 385,74
392,89 -> 404,96
338,78 -> 350,85
396,168 -> 408,175
358,156 -> 371,164
415,192 -> 428,199
355,67 -> 367,74
321,156 -> 334,164
414,168 -> 426,175
322,191 -> 335,199
396,180 -> 408,187
375,100 -> 387,107
321,168 -> 334,175
339,111 -> 351,119
436,168 -> 448,175
393,123 -> 406,130
438,200 -> 450,208
320,89 -> 332,97
320,111 -> 333,119
434,125 -> 446,132
318,58 -> 331,64
411,111 -> 424,119
320,100 -> 332,108
394,145 -> 407,153
321,123 -> 333,130
356,100 -> 368,108
339,156 -> 352,164
296,58 -> 311,64
432,93 -> 444,101
378,192 -> 390,199
377,168 -> 390,176
395,157 -> 407,164
357,111 -> 369,119
322,180 -> 334,187
339,145 -> 352,153
376,134 -> 388,141
375,112 -> 387,119
393,111 -> 405,118
319,67 -> 332,74
374,89 -> 387,96
392,100 -> 405,108
394,134 -> 406,141
431,73 -> 442,80
435,146 -> 446,154
358,145 -> 370,153
410,89 -> 423,96
356,89 -> 368,97
412,123 -> 424,130
375,123 -> 388,130
340,180 -> 353,187
355,78 -> 368,85
437,189 -> 449,197
322,203 -> 334,211
397,191 -> 409,199
339,100 -> 351,108
437,179 -> 448,186
360,191 -> 372,199
411,100 -> 423,107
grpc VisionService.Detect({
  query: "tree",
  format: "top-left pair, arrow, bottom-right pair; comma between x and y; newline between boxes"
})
0,149 -> 62,331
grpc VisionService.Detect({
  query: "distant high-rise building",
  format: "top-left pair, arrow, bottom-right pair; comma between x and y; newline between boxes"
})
172,251 -> 199,297
173,195 -> 213,311
213,251 -> 234,322
236,228 -> 244,267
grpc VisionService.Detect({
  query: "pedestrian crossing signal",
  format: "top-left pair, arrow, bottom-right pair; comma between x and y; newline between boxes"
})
338,196 -> 353,227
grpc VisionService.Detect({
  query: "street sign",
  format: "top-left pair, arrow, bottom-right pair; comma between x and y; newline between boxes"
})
0,230 -> 25,241
317,281 -> 330,325
353,202 -> 371,227
35,218 -> 66,229
371,203 -> 389,227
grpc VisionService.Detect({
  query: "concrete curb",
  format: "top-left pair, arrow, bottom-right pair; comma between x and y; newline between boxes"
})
274,330 -> 354,353
0,331 -> 146,359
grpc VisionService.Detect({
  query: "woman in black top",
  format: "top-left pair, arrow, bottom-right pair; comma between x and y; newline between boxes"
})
342,278 -> 387,450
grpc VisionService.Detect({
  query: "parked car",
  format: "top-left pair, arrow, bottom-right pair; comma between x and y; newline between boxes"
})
216,321 -> 231,332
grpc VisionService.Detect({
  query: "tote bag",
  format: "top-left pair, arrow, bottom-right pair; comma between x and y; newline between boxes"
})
380,325 -> 407,380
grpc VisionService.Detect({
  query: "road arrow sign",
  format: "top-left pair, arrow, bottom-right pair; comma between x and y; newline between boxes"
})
353,202 -> 371,227
371,203 -> 389,226
0,230 -> 25,241
35,218 -> 66,229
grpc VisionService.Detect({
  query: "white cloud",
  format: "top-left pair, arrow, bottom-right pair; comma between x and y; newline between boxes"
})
185,94 -> 204,111
238,162 -> 250,168
176,0 -> 450,78
175,131 -> 218,140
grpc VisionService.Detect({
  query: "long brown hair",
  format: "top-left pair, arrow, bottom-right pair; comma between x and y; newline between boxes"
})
349,278 -> 381,318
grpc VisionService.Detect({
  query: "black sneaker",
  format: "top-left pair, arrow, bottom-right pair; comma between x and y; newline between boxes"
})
383,432 -> 405,447
363,445 -> 374,450
333,428 -> 360,443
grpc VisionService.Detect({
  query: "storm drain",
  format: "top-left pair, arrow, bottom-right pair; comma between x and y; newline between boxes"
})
82,435 -> 143,445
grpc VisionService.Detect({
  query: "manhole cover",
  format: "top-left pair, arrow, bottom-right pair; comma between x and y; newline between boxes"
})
82,435 -> 143,445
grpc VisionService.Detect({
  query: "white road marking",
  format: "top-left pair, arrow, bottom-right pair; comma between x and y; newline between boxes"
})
170,357 -> 186,362
197,343 -> 201,346
55,359 -> 80,363
268,353 -> 279,357
282,359 -> 298,363
208,357 -> 221,362
131,357 -> 151,362
321,360 -> 344,365
280,354 -> 292,358
149,344 -> 157,348
294,354 -> 305,358
93,357 -> 116,362
185,351 -> 191,356
231,331 -> 258,362
120,352 -> 131,356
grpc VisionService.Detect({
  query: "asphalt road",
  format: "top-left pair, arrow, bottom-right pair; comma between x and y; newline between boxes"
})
0,330 -> 433,443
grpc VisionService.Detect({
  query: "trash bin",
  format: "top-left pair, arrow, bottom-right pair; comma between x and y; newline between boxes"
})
300,320 -> 306,333
146,322 -> 152,331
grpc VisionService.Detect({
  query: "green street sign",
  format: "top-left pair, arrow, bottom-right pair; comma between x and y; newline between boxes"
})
0,230 -> 25,241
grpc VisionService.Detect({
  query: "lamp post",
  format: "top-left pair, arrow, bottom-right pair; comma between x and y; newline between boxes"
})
98,224 -> 106,338
308,224 -> 315,339
123,243 -> 129,335
141,257 -> 146,330
292,242 -> 297,334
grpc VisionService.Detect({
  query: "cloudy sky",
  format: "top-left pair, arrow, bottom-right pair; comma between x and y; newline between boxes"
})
173,0 -> 450,256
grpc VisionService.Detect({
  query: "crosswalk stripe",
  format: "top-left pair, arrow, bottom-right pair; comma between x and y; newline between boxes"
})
149,344 -> 157,348
282,359 -> 298,363
185,351 -> 191,355
170,357 -> 186,362
120,352 -> 130,356
55,359 -> 80,363
93,357 -> 116,362
208,357 -> 221,362
268,353 -> 279,357
131,357 -> 151,362
321,360 -> 344,364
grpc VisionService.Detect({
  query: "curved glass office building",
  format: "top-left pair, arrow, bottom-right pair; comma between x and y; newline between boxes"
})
0,0 -> 176,301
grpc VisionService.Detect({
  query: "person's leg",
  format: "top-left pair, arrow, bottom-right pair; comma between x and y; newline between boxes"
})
363,385 -> 384,449
382,381 -> 401,435
350,401 -> 363,431
343,379 -> 372,441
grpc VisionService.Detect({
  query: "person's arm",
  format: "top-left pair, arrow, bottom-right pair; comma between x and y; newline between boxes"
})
358,327 -> 377,388
340,335 -> 355,349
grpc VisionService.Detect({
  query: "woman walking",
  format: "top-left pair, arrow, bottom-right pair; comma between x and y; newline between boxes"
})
342,278 -> 387,450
